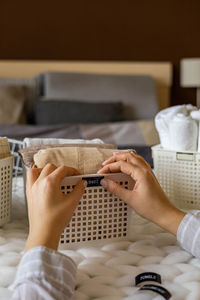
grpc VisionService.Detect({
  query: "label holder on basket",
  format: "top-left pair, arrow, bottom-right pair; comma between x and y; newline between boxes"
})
82,175 -> 104,187
176,152 -> 194,161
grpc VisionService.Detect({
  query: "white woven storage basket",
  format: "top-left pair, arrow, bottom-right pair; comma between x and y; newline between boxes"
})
152,144 -> 200,210
59,173 -> 134,249
0,156 -> 13,226
22,166 -> 134,248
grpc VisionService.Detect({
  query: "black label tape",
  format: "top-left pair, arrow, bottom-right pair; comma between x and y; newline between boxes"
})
135,272 -> 162,286
82,176 -> 104,187
140,284 -> 171,300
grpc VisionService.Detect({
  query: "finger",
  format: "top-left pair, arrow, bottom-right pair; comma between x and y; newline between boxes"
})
100,178 -> 132,204
102,151 -> 129,166
26,167 -> 42,190
102,155 -> 117,166
38,163 -> 57,180
66,180 -> 86,210
98,160 -> 144,182
102,152 -> 149,169
102,152 -> 134,165
48,165 -> 81,183
98,160 -> 134,175
130,151 -> 151,169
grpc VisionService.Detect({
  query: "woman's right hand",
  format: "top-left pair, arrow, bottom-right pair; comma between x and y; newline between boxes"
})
25,164 -> 86,251
98,151 -> 185,235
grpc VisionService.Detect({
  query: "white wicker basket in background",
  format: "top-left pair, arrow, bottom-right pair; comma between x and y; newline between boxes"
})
152,145 -> 200,210
0,156 -> 13,226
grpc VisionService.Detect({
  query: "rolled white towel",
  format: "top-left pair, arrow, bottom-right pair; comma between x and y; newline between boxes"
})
155,105 -> 187,149
186,104 -> 198,113
168,113 -> 198,151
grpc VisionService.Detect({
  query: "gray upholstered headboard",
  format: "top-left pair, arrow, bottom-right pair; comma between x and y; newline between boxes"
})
43,72 -> 158,120
0,60 -> 173,109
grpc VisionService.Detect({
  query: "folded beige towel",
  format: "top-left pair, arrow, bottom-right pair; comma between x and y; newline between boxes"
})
20,143 -> 116,167
34,147 -> 123,174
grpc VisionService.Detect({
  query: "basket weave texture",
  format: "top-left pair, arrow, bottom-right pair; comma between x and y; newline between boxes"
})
152,145 -> 200,210
0,157 -> 13,226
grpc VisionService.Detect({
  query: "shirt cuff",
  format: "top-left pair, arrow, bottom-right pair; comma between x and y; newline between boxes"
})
177,210 -> 200,258
11,246 -> 77,299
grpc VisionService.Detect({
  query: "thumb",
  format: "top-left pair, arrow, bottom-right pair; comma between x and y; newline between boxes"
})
66,180 -> 86,210
100,178 -> 132,204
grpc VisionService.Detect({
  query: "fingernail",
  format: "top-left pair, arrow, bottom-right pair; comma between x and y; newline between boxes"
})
83,180 -> 88,188
130,150 -> 136,154
100,179 -> 108,188
113,151 -> 120,154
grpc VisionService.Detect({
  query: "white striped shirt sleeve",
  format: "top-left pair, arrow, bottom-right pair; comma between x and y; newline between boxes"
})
177,210 -> 200,259
11,246 -> 76,300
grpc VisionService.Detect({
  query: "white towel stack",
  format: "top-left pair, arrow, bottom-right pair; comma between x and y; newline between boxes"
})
155,104 -> 200,152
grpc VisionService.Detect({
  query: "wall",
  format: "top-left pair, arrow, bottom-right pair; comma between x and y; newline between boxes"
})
0,0 -> 200,105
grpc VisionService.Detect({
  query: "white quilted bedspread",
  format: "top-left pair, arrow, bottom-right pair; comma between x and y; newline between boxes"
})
1,178 -> 200,300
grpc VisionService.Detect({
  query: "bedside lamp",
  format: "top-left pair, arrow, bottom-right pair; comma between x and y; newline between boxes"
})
180,58 -> 200,107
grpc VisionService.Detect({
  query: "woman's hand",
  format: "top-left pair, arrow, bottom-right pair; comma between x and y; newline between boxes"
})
25,164 -> 86,251
98,151 -> 185,235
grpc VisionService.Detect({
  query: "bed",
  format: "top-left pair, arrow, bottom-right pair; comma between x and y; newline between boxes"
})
0,60 -> 172,166
2,61 -> 199,300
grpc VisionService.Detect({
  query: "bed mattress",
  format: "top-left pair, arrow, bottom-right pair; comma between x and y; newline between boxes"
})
0,177 -> 200,300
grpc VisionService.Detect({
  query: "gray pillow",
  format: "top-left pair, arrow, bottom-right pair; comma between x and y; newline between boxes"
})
0,75 -> 42,123
0,85 -> 25,124
43,72 -> 158,120
35,99 -> 125,125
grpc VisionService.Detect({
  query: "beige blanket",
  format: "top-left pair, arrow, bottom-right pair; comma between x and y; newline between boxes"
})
34,147 -> 123,174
